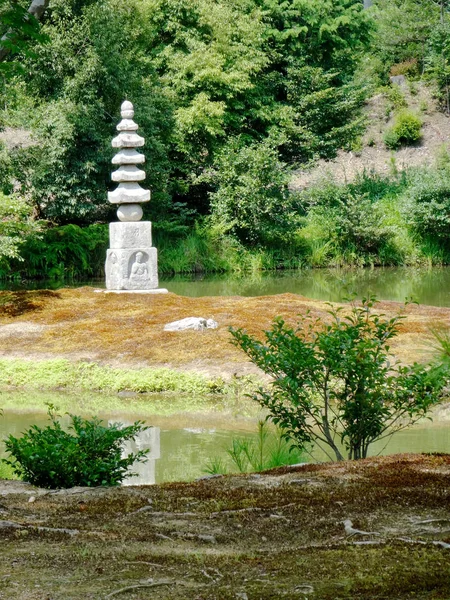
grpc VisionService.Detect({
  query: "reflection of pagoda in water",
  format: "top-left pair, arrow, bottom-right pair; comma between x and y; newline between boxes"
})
112,423 -> 160,485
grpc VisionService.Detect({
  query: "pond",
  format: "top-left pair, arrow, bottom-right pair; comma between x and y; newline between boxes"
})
5,266 -> 450,306
2,266 -> 450,485
1,396 -> 449,485
160,266 -> 450,306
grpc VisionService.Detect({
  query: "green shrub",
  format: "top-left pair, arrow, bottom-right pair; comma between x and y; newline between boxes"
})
204,139 -> 299,247
384,110 -> 422,149
230,297 -> 448,461
403,168 -> 450,241
3,406 -> 149,488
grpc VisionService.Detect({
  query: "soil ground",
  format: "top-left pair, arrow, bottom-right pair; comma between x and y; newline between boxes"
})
291,81 -> 450,190
0,454 -> 450,599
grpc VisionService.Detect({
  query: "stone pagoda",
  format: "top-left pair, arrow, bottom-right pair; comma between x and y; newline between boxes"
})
105,101 -> 166,293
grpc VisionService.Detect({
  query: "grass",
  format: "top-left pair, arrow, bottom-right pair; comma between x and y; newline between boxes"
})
205,420 -> 306,475
0,358 -> 224,394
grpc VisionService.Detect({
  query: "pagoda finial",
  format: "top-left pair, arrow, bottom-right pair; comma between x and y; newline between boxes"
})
121,100 -> 134,118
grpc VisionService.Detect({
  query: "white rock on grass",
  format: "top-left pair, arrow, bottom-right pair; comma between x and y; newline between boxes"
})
163,317 -> 218,332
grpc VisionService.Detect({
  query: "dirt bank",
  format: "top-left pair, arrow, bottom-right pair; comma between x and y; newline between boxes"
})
0,454 -> 449,599
0,288 -> 447,379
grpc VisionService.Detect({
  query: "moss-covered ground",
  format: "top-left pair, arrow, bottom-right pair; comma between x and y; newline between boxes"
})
0,288 -> 447,393
0,454 -> 449,599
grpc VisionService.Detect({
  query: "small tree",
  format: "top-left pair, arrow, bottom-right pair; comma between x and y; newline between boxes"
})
3,406 -> 150,488
230,297 -> 447,461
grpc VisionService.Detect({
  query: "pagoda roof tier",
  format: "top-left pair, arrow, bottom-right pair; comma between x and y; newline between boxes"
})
112,131 -> 144,148
112,165 -> 146,183
112,149 -> 145,165
117,118 -> 139,132
108,183 -> 150,204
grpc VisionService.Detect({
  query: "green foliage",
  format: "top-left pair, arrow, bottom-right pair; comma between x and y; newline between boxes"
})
384,110 -> 422,149
0,0 -> 48,77
204,420 -> 305,475
12,223 -> 108,280
298,174 -> 404,264
372,0 -> 440,71
425,21 -> 450,112
6,0 -> 172,224
3,405 -> 149,488
0,460 -> 16,480
0,191 -> 43,273
205,139 -> 299,246
0,0 -> 372,229
230,297 -> 447,461
403,167 -> 450,241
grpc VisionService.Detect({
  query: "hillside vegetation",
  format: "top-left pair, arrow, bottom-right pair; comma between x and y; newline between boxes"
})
1,0 -> 450,279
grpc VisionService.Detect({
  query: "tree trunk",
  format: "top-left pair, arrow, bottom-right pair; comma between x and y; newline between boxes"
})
0,0 -> 50,62
28,0 -> 50,20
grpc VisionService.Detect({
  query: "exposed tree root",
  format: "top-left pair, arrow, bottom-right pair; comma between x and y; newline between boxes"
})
105,579 -> 174,598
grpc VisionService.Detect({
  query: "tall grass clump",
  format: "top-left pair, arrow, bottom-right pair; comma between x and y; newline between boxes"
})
204,421 -> 305,475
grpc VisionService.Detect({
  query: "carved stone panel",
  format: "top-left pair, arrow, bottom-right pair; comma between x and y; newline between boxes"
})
105,247 -> 158,290
109,221 -> 152,249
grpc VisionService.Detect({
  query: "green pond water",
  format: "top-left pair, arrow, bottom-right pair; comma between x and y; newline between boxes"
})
6,265 -> 450,305
1,398 -> 449,485
2,266 -> 450,484
166,266 -> 450,305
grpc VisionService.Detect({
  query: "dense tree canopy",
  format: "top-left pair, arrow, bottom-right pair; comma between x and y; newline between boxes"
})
0,0 -> 372,226
2,0 -> 450,277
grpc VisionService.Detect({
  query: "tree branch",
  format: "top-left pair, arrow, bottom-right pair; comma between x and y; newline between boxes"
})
0,0 -> 50,62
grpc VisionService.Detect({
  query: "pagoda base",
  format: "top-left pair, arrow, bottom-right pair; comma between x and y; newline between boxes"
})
105,247 -> 159,290
98,288 -> 168,295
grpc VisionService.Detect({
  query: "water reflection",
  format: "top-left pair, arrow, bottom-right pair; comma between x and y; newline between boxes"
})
5,266 -> 450,306
160,267 -> 450,306
121,425 -> 160,486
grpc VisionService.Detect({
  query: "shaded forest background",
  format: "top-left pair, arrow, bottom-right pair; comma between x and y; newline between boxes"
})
1,0 -> 450,280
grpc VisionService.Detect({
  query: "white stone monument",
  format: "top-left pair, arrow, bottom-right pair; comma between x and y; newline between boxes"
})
105,101 -> 167,293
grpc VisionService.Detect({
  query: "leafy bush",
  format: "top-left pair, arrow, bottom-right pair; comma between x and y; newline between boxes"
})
230,297 -> 447,461
403,168 -> 450,241
384,110 -> 422,149
205,139 -> 300,246
3,406 -> 149,488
